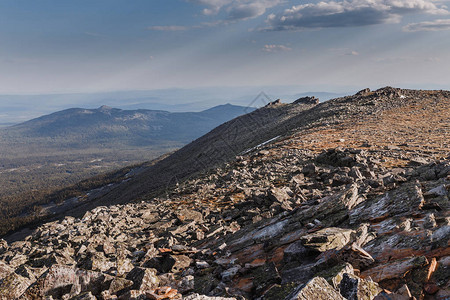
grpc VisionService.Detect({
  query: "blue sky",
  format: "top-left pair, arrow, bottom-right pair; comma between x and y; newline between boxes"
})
1,0 -> 450,94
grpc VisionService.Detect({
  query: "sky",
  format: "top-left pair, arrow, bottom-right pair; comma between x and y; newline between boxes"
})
0,0 -> 450,95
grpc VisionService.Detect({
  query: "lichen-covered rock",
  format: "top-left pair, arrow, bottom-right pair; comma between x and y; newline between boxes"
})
285,277 -> 345,300
0,272 -> 33,299
252,262 -> 281,295
0,261 -> 13,280
294,184 -> 363,227
183,294 -> 236,300
20,264 -> 114,299
194,273 -> 219,295
109,277 -> 133,295
339,273 -> 382,300
300,227 -> 355,252
125,267 -> 159,292
349,183 -> 425,224
70,292 -> 97,300
314,262 -> 354,288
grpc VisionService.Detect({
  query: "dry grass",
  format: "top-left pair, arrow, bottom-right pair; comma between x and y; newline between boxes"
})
281,96 -> 450,165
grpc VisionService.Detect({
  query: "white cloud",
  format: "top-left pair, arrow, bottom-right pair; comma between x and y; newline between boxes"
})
403,18 -> 450,31
262,44 -> 292,52
188,0 -> 283,21
264,0 -> 449,31
147,25 -> 188,31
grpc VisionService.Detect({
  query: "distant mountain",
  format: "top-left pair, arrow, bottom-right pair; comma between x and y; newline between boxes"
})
0,87 -> 351,124
2,103 -> 255,149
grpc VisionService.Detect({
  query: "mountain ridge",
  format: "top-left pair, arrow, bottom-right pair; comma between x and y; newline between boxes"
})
6,104 -> 255,145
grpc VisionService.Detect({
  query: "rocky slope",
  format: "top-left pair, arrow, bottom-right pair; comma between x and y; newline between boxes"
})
0,87 -> 449,299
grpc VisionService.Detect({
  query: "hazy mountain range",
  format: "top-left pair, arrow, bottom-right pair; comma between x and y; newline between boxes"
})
2,103 -> 256,149
0,88 -> 346,125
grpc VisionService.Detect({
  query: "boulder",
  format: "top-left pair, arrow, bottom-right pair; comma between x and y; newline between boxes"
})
268,187 -> 292,203
300,227 -> 355,252
0,272 -> 33,299
286,277 -> 345,300
20,264 -> 114,299
294,184 -> 363,227
70,292 -> 97,300
0,261 -> 13,280
361,256 -> 428,283
349,183 -> 425,224
314,262 -> 354,288
176,209 -> 203,223
252,262 -> 281,295
294,97 -> 319,105
338,273 -> 382,300
125,267 -> 159,292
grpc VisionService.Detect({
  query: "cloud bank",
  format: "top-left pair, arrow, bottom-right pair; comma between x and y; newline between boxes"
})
404,18 -> 450,31
264,0 -> 449,31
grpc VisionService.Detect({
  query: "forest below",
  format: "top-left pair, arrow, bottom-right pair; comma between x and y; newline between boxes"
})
0,104 -> 251,236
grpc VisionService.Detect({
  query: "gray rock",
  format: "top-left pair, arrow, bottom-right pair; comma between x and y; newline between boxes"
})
339,273 -> 381,300
425,184 -> 448,197
431,225 -> 450,248
283,241 -> 310,263
221,266 -> 241,282
0,272 -> 33,299
285,277 -> 345,300
253,262 -> 281,295
69,292 -> 97,300
20,264 -> 114,299
294,96 -> 319,105
349,183 -> 425,224
0,261 -> 13,280
300,227 -> 355,252
302,164 -> 318,177
178,275 -> 195,293
294,184 -> 363,227
184,294 -> 236,300
125,267 -> 159,292
268,187 -> 293,203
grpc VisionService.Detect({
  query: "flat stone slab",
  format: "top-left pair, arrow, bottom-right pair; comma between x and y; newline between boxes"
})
300,227 -> 355,252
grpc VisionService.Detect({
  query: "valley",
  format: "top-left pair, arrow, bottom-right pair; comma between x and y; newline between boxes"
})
0,104 -> 253,236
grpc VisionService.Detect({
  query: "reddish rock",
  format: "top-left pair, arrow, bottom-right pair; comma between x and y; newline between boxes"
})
361,256 -> 428,282
146,286 -> 181,300
424,282 -> 439,295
